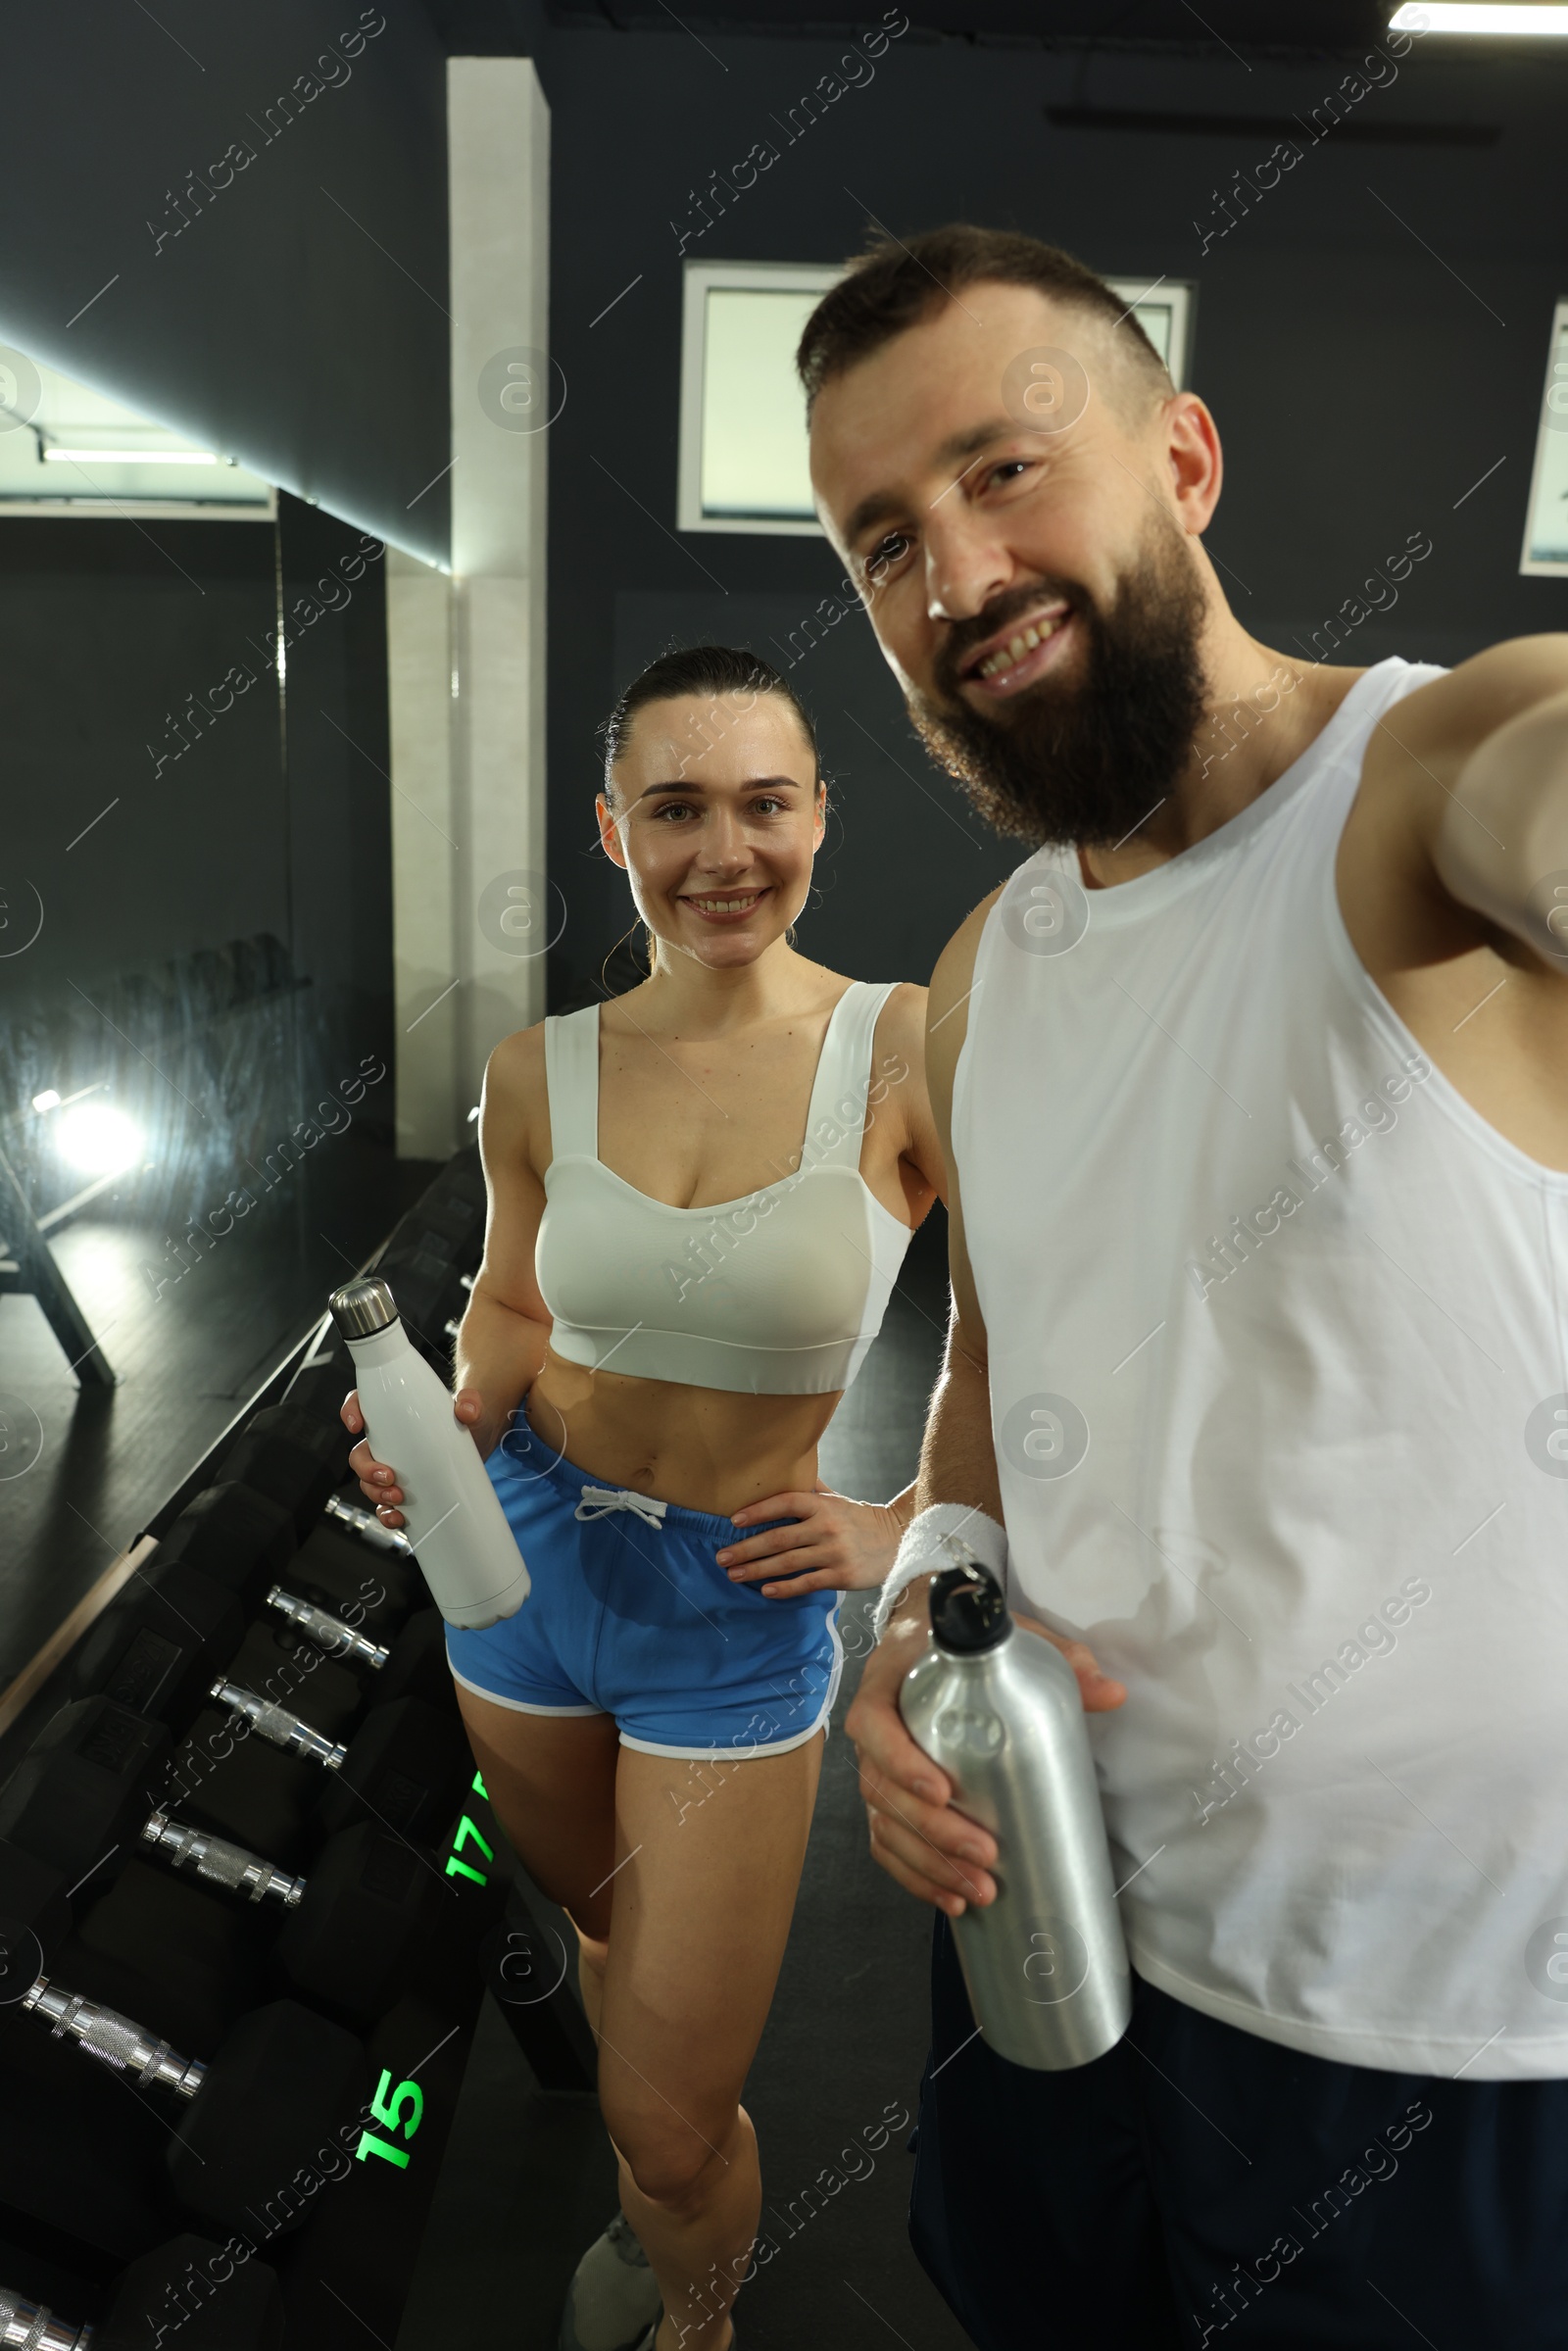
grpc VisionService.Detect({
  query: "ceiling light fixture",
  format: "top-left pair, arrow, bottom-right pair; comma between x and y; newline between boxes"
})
1391,4 -> 1568,30
42,447 -> 220,465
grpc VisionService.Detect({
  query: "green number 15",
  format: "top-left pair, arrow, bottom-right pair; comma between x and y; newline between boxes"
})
355,2069 -> 425,2171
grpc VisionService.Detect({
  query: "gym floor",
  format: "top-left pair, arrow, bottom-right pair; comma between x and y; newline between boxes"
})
0,1139 -> 436,1704
396,1212 -> 973,2351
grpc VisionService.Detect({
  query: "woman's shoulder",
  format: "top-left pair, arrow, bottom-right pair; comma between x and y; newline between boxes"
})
485,1018 -> 550,1113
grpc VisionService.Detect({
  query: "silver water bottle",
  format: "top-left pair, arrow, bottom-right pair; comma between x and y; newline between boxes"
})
899,1558 -> 1132,2070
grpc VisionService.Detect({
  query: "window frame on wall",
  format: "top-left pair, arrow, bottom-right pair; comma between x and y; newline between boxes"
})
1520,298 -> 1568,578
676,260 -> 1198,540
677,259 -> 843,537
1103,277 -> 1196,390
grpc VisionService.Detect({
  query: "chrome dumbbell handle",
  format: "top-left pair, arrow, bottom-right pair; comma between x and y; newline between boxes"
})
266,1586 -> 390,1671
0,2284 -> 93,2348
323,1493 -> 411,1554
208,1681 -> 348,1771
141,1809 -> 305,1907
22,1977 -> 204,2100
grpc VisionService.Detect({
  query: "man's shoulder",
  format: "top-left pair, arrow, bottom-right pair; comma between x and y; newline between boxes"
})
931,884 -> 1006,1003
926,884 -> 1009,1102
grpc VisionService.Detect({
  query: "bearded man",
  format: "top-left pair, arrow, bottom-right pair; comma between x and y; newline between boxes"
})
802,224 -> 1568,2346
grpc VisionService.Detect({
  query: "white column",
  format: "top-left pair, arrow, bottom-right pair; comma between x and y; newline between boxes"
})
448,56 -> 552,1117
385,58 -> 551,1162
386,544 -> 460,1157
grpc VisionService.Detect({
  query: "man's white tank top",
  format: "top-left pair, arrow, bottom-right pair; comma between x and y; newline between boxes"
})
953,657 -> 1568,2079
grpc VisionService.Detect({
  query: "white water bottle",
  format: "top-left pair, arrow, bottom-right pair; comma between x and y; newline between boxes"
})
328,1275 -> 530,1630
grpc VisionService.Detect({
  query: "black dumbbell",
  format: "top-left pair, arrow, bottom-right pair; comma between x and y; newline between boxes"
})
0,1692 -> 286,2002
14,1972 -> 368,2238
206,1684 -> 471,1841
318,1488 -> 415,1557
279,1506 -> 421,1654
280,1352 -> 355,1431
0,2231 -> 285,2350
150,1482 -> 297,1613
0,1774 -> 440,2041
373,1248 -> 467,1357
221,1618 -> 366,1739
139,1811 -> 448,2026
0,1684 -> 306,1889
425,1140 -> 485,1207
218,1407 -> 343,1545
165,1704 -> 322,1871
0,1834 -> 261,2059
266,1588 -> 453,1708
0,1869 -> 241,2265
0,1699 -> 169,1880
73,1542 -> 383,1748
0,2024 -> 180,2266
70,1558 -> 246,1724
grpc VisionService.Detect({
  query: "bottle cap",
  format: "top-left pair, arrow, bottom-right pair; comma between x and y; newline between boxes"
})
929,1560 -> 1011,1654
328,1276 -> 399,1340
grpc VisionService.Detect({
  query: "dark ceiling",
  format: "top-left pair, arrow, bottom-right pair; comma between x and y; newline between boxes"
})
426,0 -> 1414,56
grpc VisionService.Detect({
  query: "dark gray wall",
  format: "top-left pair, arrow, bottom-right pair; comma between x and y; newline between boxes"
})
1,517 -> 286,995
0,495 -> 393,1229
0,2 -> 451,565
536,22 -> 1568,1006
276,490 -> 397,1125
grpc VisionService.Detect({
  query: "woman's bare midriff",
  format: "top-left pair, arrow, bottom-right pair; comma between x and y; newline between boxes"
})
524,1347 -> 839,1518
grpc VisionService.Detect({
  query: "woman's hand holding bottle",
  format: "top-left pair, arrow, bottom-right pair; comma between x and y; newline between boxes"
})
342,1385 -> 492,1530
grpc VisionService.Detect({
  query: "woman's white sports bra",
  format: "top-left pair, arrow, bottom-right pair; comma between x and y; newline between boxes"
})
534,982 -> 914,1396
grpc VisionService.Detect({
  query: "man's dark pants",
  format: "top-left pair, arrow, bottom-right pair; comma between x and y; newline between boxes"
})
909,1915 -> 1568,2347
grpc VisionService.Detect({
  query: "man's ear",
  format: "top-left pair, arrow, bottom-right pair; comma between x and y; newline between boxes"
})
1164,392 -> 1223,537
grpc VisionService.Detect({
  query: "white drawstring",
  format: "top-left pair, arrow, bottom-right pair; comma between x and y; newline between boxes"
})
574,1485 -> 668,1529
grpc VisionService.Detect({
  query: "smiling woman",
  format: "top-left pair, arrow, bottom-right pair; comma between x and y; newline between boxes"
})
598,643 -> 824,963
341,638 -> 946,2351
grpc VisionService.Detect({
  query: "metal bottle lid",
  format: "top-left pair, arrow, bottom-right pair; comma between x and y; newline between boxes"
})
328,1276 -> 400,1339
929,1560 -> 1011,1654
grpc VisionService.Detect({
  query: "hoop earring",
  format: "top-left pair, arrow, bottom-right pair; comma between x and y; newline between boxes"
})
785,922 -> 799,947
600,917 -> 646,998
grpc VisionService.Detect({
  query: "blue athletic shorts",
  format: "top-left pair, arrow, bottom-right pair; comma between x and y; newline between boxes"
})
444,1417 -> 845,1762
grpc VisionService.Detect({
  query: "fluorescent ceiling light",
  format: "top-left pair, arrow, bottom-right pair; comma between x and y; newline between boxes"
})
43,446 -> 219,465
1391,4 -> 1568,28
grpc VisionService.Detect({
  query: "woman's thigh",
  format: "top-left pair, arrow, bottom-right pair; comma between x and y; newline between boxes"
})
597,1731 -> 824,2161
454,1684 -> 621,1933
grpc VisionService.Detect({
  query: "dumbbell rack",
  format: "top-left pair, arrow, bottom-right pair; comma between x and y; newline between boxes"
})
0,1142 -> 596,2350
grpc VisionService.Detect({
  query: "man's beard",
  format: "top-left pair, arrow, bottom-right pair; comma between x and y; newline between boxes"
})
908,516 -> 1210,851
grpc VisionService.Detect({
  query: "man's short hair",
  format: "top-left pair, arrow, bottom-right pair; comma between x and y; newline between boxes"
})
797,222 -> 1173,422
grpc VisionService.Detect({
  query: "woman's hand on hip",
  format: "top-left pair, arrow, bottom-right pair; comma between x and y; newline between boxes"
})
716,1480 -> 902,1597
341,1385 -> 488,1530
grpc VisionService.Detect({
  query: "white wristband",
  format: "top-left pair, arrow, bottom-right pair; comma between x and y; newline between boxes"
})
871,1502 -> 1008,1643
